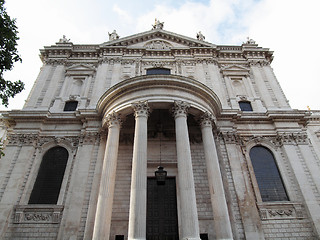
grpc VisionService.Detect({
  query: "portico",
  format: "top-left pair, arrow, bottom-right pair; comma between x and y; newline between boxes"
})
92,75 -> 233,239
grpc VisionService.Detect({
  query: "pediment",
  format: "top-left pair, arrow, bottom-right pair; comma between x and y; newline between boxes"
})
65,64 -> 96,76
101,29 -> 216,50
221,64 -> 250,77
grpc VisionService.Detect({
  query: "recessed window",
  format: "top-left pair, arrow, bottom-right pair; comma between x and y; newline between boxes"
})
115,235 -> 124,240
250,146 -> 288,202
200,233 -> 209,240
64,101 -> 78,111
146,68 -> 171,75
29,146 -> 69,204
239,101 -> 253,111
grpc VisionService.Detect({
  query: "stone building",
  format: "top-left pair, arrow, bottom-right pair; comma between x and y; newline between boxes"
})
0,22 -> 320,239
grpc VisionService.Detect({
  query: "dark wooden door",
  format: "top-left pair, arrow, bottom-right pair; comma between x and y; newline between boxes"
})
147,177 -> 179,240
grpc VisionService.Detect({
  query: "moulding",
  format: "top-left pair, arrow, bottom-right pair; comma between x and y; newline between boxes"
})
13,205 -> 64,224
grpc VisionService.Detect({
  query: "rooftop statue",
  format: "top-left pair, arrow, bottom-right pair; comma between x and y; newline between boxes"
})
245,37 -> 256,44
108,30 -> 120,41
196,31 -> 205,41
152,18 -> 164,30
59,35 -> 70,43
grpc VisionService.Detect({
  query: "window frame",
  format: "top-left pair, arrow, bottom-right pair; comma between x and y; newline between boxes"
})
249,145 -> 289,202
146,68 -> 171,75
239,101 -> 253,111
28,146 -> 69,204
63,100 -> 78,111
20,142 -> 74,206
244,141 -> 292,203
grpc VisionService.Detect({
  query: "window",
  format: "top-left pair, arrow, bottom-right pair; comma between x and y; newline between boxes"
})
29,146 -> 69,204
146,68 -> 171,75
239,101 -> 253,111
200,233 -> 209,240
249,146 -> 288,202
115,235 -> 124,240
64,101 -> 78,111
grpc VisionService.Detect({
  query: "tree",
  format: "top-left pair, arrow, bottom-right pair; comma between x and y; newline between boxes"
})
0,0 -> 24,107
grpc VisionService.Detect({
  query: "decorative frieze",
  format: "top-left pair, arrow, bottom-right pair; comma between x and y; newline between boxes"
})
79,132 -> 101,145
7,133 -> 39,146
218,132 -> 309,147
14,205 -> 64,224
258,202 -> 304,220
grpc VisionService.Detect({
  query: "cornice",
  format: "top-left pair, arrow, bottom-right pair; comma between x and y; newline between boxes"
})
39,30 -> 274,64
218,109 -> 308,124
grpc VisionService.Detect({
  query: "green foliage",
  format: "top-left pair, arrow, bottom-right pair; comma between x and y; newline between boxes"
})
0,0 -> 24,107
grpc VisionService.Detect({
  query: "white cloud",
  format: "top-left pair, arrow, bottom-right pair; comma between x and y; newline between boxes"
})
113,4 -> 132,23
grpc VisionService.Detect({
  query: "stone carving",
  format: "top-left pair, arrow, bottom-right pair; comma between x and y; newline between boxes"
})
36,136 -> 80,148
106,112 -> 122,128
132,101 -> 150,118
199,112 -> 214,128
146,40 -> 171,50
58,35 -> 70,43
196,31 -> 205,41
108,30 -> 120,41
14,205 -> 63,224
245,37 -> 256,44
258,202 -> 304,220
152,18 -> 164,30
172,101 -> 190,119
7,133 -> 38,145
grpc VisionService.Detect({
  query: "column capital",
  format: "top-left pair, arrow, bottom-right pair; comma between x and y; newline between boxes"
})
200,112 -> 214,129
172,101 -> 190,119
106,112 -> 122,128
132,101 -> 150,118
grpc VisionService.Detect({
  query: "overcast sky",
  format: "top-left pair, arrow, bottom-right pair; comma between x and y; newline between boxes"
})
2,0 -> 320,111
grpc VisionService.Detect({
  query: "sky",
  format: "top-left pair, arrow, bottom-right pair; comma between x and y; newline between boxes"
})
1,0 -> 320,111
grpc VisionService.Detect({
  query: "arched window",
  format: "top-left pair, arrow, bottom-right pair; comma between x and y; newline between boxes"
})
249,146 -> 288,202
64,100 -> 78,111
239,101 -> 253,111
29,146 -> 69,204
146,68 -> 171,75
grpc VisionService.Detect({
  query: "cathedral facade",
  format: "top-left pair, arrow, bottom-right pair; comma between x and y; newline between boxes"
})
0,23 -> 320,239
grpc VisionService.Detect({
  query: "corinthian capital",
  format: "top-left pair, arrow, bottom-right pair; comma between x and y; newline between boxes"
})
132,101 -> 150,118
106,112 -> 122,128
172,101 -> 190,119
200,112 -> 214,128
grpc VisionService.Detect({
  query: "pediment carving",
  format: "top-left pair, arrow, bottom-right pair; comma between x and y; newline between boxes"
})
145,40 -> 172,51
101,29 -> 215,49
65,64 -> 96,76
221,64 -> 250,77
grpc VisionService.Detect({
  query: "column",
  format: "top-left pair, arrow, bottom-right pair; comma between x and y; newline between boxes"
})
128,101 -> 149,240
92,112 -> 121,239
200,112 -> 233,240
172,101 -> 201,240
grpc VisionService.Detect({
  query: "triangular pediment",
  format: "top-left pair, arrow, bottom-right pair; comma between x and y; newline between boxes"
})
101,29 -> 216,49
65,64 -> 96,76
221,64 -> 250,77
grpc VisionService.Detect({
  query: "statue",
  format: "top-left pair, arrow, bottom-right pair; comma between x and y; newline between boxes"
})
196,31 -> 205,41
152,18 -> 164,30
59,35 -> 70,43
245,37 -> 256,44
108,30 -> 120,41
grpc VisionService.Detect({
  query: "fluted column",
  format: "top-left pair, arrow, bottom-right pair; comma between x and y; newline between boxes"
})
200,112 -> 233,240
172,101 -> 201,240
128,101 -> 149,240
93,112 -> 122,240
